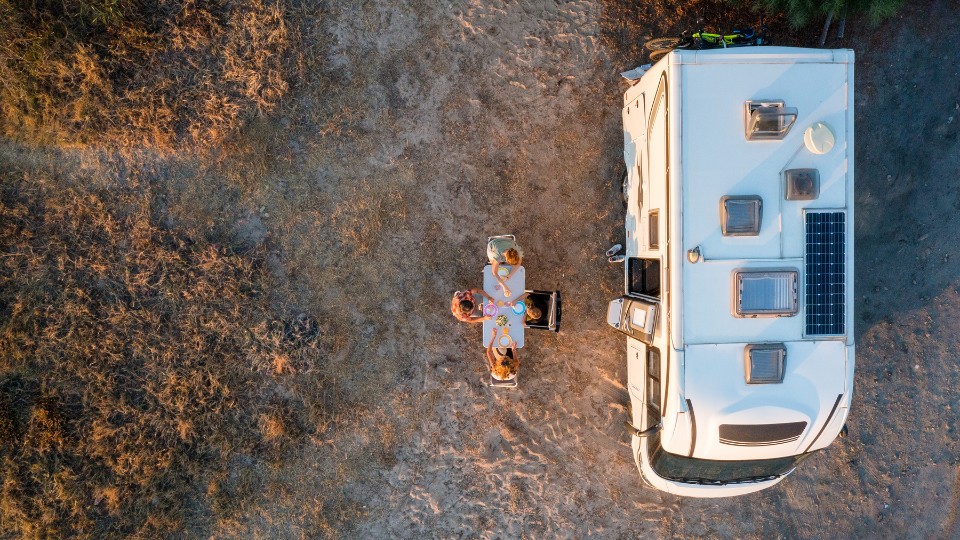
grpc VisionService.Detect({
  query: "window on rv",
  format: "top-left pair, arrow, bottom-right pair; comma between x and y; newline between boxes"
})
636,153 -> 644,204
648,210 -> 659,249
647,74 -> 665,139
647,435 -> 816,485
628,258 -> 660,299
645,347 -> 661,429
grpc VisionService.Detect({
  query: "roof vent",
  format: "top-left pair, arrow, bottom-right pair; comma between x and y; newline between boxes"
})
804,122 -> 836,154
732,269 -> 798,318
745,100 -> 797,141
744,344 -> 786,384
785,169 -> 820,200
720,196 -> 762,236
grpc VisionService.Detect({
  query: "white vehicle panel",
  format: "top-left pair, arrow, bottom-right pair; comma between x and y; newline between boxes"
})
680,61 -> 850,263
680,340 -> 847,460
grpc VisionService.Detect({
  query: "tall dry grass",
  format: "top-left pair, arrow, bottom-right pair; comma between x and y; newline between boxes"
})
0,170 -> 336,537
0,0 -> 288,149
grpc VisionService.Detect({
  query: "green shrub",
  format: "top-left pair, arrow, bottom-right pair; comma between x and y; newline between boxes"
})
730,0 -> 905,27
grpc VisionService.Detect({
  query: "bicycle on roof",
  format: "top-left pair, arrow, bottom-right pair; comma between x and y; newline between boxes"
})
643,22 -> 771,63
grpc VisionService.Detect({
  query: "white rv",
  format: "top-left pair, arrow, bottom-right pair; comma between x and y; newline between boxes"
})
608,47 -> 855,497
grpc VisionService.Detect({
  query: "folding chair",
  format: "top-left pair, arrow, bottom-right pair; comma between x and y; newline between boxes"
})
523,290 -> 562,333
489,372 -> 518,388
487,234 -> 517,244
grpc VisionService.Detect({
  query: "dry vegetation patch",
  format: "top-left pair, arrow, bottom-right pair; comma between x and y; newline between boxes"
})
0,0 -> 288,149
0,169 -> 341,537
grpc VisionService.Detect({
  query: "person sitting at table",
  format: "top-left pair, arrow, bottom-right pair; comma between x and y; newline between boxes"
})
486,328 -> 519,381
450,288 -> 494,323
524,305 -> 543,327
487,237 -> 523,297
506,293 -> 542,327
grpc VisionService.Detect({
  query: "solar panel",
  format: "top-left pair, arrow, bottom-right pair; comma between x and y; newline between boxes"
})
805,212 -> 846,336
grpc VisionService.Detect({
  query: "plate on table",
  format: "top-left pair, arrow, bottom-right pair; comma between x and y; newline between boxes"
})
495,315 -> 508,327
511,302 -> 526,315
498,334 -> 513,347
484,303 -> 498,316
496,267 -> 510,277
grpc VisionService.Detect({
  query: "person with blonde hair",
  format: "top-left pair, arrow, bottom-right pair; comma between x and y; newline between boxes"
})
507,292 -> 542,327
486,328 -> 519,381
487,236 -> 523,297
525,304 -> 543,325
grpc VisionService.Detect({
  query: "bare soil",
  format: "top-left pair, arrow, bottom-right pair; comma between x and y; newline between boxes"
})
1,0 -> 959,538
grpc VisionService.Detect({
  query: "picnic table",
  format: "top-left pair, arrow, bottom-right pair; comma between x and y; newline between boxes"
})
482,265 -> 525,348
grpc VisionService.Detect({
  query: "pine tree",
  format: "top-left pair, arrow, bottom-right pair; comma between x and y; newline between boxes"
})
731,0 -> 905,28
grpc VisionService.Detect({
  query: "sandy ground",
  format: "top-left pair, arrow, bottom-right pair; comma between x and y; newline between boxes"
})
3,0 -> 960,537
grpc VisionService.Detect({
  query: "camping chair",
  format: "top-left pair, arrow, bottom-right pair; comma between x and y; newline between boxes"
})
487,233 -> 516,244
523,290 -> 562,332
489,371 -> 518,388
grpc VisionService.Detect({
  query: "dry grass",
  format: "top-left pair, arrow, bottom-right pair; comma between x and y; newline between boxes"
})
0,0 -> 288,149
0,168 -> 338,537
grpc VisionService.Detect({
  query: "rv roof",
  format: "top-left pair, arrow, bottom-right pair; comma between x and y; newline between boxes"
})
679,340 -> 848,460
670,48 -> 855,346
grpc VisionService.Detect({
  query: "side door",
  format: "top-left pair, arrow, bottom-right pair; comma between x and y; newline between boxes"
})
609,256 -> 661,343
627,342 -> 645,426
643,345 -> 662,431
628,343 -> 663,434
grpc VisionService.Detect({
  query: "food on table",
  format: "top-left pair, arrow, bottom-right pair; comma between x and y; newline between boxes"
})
495,315 -> 508,327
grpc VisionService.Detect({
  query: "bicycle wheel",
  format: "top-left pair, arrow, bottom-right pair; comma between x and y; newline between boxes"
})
642,37 -> 683,52
648,48 -> 673,63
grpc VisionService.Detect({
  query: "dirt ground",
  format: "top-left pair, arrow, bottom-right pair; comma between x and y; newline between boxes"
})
2,0 -> 959,537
